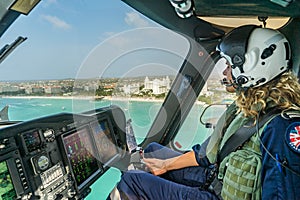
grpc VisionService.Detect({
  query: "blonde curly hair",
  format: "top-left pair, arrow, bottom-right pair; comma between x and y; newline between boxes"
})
236,71 -> 300,118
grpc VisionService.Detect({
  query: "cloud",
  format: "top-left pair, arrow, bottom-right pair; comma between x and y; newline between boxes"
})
42,0 -> 57,8
42,15 -> 71,30
107,35 -> 132,49
125,12 -> 150,28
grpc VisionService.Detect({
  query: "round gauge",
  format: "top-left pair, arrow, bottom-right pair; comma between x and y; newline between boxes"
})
37,155 -> 49,171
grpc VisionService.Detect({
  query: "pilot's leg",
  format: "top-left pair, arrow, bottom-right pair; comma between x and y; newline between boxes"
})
143,142 -> 211,187
117,170 -> 219,200
161,165 -> 211,187
143,142 -> 182,159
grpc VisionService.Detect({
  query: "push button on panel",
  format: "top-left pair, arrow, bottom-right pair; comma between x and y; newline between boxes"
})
15,158 -> 29,190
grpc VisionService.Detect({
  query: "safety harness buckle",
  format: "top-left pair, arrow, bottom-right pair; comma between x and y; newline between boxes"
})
208,177 -> 223,199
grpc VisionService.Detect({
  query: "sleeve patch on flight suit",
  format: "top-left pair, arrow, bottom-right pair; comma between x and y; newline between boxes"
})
285,122 -> 300,154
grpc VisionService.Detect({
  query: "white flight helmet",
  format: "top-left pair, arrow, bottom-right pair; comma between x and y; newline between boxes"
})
217,25 -> 291,88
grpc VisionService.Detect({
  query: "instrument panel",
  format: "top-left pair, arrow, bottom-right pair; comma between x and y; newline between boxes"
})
0,105 -> 129,200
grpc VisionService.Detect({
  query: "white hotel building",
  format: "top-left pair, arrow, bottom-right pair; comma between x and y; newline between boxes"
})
123,76 -> 171,95
144,76 -> 171,95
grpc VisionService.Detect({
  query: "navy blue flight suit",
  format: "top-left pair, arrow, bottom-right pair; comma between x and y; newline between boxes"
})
117,142 -> 218,200
116,114 -> 300,199
260,115 -> 300,199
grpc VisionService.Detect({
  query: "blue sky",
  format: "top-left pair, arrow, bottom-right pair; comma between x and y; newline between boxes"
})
0,0 -> 162,80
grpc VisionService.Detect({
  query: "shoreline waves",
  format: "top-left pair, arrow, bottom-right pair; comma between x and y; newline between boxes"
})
1,96 -> 207,105
1,95 -> 165,103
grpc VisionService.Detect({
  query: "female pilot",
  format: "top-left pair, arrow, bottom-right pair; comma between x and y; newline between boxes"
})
109,25 -> 300,200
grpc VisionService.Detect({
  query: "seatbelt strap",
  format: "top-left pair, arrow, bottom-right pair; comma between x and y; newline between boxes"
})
218,109 -> 280,162
208,177 -> 223,199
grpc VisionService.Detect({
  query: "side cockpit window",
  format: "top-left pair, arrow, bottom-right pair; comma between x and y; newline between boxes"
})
173,58 -> 235,151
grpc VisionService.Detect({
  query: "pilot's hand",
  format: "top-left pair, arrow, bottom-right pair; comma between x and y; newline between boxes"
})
142,157 -> 168,176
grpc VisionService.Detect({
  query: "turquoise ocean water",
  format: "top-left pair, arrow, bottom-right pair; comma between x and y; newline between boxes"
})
0,97 -> 214,199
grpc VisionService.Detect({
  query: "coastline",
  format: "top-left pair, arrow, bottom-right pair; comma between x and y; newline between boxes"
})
2,95 -> 93,100
1,95 -> 165,103
1,95 -> 208,105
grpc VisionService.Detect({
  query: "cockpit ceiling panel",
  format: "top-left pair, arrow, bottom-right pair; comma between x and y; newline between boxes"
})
193,0 -> 300,17
0,0 -> 16,20
0,12 -> 20,38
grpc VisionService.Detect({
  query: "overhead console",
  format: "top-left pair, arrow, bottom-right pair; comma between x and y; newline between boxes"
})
0,105 -> 129,200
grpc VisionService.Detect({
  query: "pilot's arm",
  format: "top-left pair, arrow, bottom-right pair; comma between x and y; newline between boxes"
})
143,151 -> 198,176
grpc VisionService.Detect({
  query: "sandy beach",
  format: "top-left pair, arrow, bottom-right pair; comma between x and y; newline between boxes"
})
1,95 -> 165,103
1,95 -> 210,106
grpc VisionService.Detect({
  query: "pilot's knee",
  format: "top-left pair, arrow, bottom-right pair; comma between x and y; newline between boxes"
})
144,142 -> 162,153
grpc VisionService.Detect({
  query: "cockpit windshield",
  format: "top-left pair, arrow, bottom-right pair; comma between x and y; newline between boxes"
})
0,1 -> 189,139
2,0 -> 298,199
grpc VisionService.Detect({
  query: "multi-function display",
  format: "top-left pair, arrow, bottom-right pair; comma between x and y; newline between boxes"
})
91,120 -> 118,166
62,127 -> 99,189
